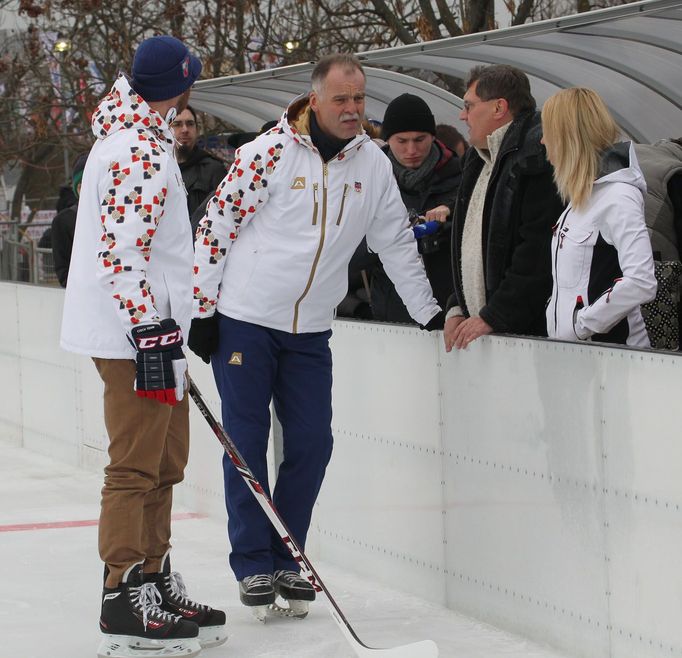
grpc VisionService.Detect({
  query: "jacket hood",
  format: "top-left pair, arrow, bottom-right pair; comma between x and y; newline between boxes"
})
595,141 -> 646,194
91,74 -> 175,147
277,94 -> 369,155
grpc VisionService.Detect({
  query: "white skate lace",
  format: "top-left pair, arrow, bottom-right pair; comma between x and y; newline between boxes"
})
130,582 -> 180,629
274,570 -> 308,587
167,571 -> 208,610
244,574 -> 273,590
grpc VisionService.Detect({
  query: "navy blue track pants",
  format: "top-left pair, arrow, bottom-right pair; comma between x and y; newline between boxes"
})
211,314 -> 334,580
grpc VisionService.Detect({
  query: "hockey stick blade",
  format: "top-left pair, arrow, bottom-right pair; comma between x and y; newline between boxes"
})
189,378 -> 439,658
355,640 -> 438,658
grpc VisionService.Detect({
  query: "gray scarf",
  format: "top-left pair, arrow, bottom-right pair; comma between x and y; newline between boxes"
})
387,143 -> 441,194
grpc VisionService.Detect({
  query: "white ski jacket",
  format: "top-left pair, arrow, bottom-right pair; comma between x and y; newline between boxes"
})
60,75 -> 194,359
193,98 -> 440,333
546,141 -> 656,347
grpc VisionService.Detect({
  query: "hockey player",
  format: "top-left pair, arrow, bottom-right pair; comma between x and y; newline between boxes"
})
188,53 -> 442,621
60,36 -> 226,656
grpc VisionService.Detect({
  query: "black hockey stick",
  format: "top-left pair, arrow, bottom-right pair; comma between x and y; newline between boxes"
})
188,377 -> 438,658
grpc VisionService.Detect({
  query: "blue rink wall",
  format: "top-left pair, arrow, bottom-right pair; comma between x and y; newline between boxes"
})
2,280 -> 682,658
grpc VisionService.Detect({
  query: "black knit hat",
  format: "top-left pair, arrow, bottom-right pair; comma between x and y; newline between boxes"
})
381,93 -> 436,140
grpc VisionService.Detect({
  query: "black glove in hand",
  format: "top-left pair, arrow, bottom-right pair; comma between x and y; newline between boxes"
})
130,318 -> 187,406
421,310 -> 445,331
188,315 -> 219,364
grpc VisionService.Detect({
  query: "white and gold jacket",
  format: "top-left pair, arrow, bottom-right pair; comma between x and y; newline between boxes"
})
192,97 -> 440,333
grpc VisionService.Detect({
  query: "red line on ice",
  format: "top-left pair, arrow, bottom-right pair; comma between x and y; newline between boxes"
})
0,512 -> 206,533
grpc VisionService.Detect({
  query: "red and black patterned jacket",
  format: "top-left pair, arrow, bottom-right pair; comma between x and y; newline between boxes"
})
61,75 -> 194,358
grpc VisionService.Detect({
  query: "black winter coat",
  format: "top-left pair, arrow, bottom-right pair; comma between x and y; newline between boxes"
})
179,148 -> 227,217
51,204 -> 77,287
448,111 -> 564,336
370,141 -> 462,324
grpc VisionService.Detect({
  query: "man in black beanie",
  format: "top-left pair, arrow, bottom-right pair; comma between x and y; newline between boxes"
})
368,93 -> 461,323
60,35 -> 226,657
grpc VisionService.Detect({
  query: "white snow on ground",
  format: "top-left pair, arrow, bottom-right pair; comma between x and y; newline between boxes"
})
0,443 -> 574,658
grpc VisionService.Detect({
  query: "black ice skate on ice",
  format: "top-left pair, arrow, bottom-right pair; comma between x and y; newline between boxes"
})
145,550 -> 228,649
239,574 -> 276,623
98,562 -> 201,658
270,569 -> 316,619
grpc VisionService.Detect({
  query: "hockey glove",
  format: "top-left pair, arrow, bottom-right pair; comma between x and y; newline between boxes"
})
187,315 -> 219,364
130,318 -> 187,406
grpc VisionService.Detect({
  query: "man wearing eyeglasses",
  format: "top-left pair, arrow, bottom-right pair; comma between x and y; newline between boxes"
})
443,64 -> 564,351
172,105 -> 227,217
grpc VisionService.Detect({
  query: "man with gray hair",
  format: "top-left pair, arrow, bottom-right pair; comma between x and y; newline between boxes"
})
443,64 -> 563,351
189,53 -> 441,619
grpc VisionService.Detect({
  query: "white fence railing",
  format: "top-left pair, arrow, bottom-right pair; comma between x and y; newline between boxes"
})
3,281 -> 682,658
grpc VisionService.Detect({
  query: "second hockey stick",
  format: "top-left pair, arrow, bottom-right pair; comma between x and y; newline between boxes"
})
188,377 -> 438,658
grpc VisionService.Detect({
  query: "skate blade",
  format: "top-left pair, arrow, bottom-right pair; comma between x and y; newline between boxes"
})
250,604 -> 269,623
198,624 -> 228,648
98,634 -> 201,657
269,598 -> 309,619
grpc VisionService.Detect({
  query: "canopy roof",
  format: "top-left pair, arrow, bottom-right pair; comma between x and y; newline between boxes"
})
191,0 -> 682,143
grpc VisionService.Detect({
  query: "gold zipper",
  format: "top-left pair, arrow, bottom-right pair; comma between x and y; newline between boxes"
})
335,184 -> 349,226
293,162 -> 328,333
312,183 -> 319,225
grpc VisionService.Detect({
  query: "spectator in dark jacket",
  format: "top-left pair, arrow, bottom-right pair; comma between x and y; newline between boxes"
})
51,152 -> 89,287
444,64 -> 564,351
436,123 -> 468,158
172,105 -> 227,217
368,93 -> 462,324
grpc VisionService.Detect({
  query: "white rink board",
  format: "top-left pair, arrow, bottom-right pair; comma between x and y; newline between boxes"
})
3,281 -> 682,658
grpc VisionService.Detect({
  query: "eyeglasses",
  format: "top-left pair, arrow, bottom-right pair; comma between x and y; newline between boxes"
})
461,98 -> 497,113
172,120 -> 196,129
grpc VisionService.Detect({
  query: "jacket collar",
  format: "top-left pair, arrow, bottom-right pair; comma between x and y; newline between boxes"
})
91,74 -> 175,149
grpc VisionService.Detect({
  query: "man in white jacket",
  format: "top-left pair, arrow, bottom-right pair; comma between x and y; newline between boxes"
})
60,36 -> 225,657
188,53 -> 442,618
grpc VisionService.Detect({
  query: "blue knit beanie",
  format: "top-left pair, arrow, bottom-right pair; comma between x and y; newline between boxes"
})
131,36 -> 202,102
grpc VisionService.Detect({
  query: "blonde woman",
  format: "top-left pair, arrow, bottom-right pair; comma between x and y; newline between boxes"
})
542,88 -> 656,346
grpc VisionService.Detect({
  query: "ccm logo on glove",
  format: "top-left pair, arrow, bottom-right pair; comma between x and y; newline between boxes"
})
135,329 -> 182,350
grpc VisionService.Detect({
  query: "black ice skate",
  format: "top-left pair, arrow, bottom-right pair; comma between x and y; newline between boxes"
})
145,550 -> 228,649
97,562 -> 201,658
271,569 -> 316,619
239,574 -> 276,623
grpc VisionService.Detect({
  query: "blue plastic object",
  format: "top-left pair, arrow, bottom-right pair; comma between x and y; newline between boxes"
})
412,220 -> 440,239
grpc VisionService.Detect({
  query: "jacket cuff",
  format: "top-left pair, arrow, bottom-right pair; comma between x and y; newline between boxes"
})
445,306 -> 464,321
479,305 -> 504,333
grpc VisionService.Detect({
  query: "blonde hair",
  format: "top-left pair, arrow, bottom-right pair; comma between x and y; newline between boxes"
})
541,88 -> 620,210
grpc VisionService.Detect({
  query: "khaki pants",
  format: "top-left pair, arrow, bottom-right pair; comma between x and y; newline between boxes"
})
93,358 -> 190,588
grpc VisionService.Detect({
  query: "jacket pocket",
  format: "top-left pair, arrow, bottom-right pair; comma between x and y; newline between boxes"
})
556,228 -> 594,289
336,184 -> 349,226
312,184 -> 319,226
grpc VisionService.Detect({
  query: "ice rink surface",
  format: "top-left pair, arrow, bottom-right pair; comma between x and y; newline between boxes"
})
1,443 -> 573,658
